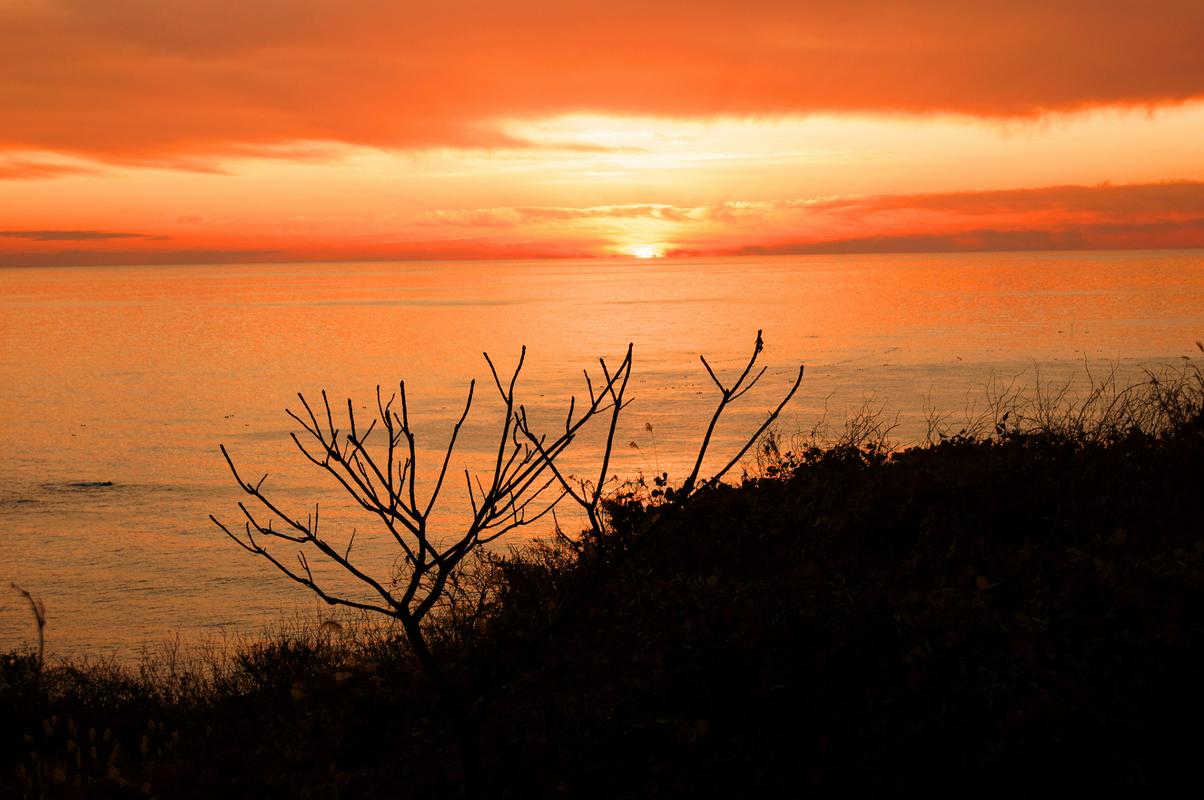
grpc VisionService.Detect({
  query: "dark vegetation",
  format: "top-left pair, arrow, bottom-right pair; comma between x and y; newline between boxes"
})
4,351 -> 1204,798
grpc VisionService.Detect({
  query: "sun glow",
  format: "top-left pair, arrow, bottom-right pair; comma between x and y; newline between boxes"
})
5,102 -> 1204,267
626,244 -> 665,259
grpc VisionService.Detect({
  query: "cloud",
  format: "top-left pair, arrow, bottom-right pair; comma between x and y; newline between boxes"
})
0,248 -> 282,268
1,1 -> 1202,164
0,240 -> 587,268
714,221 -> 1204,256
0,230 -> 156,241
688,181 -> 1204,254
420,180 -> 1204,233
415,180 -> 1204,254
5,181 -> 1202,264
0,159 -> 97,180
417,204 -> 697,227
807,181 -> 1204,219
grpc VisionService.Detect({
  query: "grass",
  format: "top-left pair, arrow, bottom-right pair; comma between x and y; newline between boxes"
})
3,358 -> 1203,797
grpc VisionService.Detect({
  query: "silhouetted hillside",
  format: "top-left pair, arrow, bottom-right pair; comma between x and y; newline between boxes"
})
4,402 -> 1204,797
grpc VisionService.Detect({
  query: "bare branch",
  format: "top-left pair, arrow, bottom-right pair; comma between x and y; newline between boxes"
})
700,355 -> 725,393
685,332 -> 762,493
424,379 -> 476,518
708,364 -> 805,486
583,369 -> 596,406
214,332 -> 804,762
483,351 -> 507,400
729,365 -> 768,401
591,346 -> 634,520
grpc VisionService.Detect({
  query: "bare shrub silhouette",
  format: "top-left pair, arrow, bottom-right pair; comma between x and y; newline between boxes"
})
923,355 -> 1204,445
211,331 -> 803,797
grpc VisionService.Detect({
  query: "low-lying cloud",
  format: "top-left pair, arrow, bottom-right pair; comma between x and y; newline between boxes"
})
416,180 -> 1204,255
5,181 -> 1202,265
0,230 -> 157,242
0,159 -> 97,180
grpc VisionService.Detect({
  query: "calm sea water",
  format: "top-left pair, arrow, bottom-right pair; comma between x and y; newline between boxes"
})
1,251 -> 1202,660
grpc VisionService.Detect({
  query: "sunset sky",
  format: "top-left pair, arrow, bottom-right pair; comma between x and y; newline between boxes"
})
2,0 -> 1203,265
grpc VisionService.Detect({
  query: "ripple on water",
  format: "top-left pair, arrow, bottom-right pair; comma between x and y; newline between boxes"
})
43,479 -> 113,488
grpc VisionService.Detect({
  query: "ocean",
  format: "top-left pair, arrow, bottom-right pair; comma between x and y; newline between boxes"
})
2,250 -> 1202,660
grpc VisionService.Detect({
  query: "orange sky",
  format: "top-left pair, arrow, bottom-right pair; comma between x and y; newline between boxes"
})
2,0 -> 1203,265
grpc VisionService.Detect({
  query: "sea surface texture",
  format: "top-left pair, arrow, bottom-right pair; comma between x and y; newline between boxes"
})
1,251 -> 1202,659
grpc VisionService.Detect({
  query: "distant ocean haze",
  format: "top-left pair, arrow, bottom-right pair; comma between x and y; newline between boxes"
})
1,250 -> 1202,659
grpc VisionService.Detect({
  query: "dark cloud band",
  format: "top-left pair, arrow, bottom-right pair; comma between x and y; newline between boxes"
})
0,230 -> 151,241
1,1 -> 1201,164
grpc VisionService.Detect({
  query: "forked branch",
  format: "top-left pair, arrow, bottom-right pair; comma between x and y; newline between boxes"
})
685,330 -> 802,494
517,332 -> 804,535
212,346 -> 635,647
212,336 -> 802,799
214,334 -> 801,656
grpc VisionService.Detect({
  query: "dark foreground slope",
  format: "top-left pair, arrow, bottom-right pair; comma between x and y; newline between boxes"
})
4,415 -> 1204,797
480,420 -> 1204,797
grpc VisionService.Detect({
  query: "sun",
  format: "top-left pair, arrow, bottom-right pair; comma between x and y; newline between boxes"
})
625,244 -> 665,259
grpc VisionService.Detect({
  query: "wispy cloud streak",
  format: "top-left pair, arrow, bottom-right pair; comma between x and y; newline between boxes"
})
0,230 -> 157,241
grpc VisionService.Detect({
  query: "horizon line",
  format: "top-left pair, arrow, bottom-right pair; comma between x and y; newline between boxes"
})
4,243 -> 1204,271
